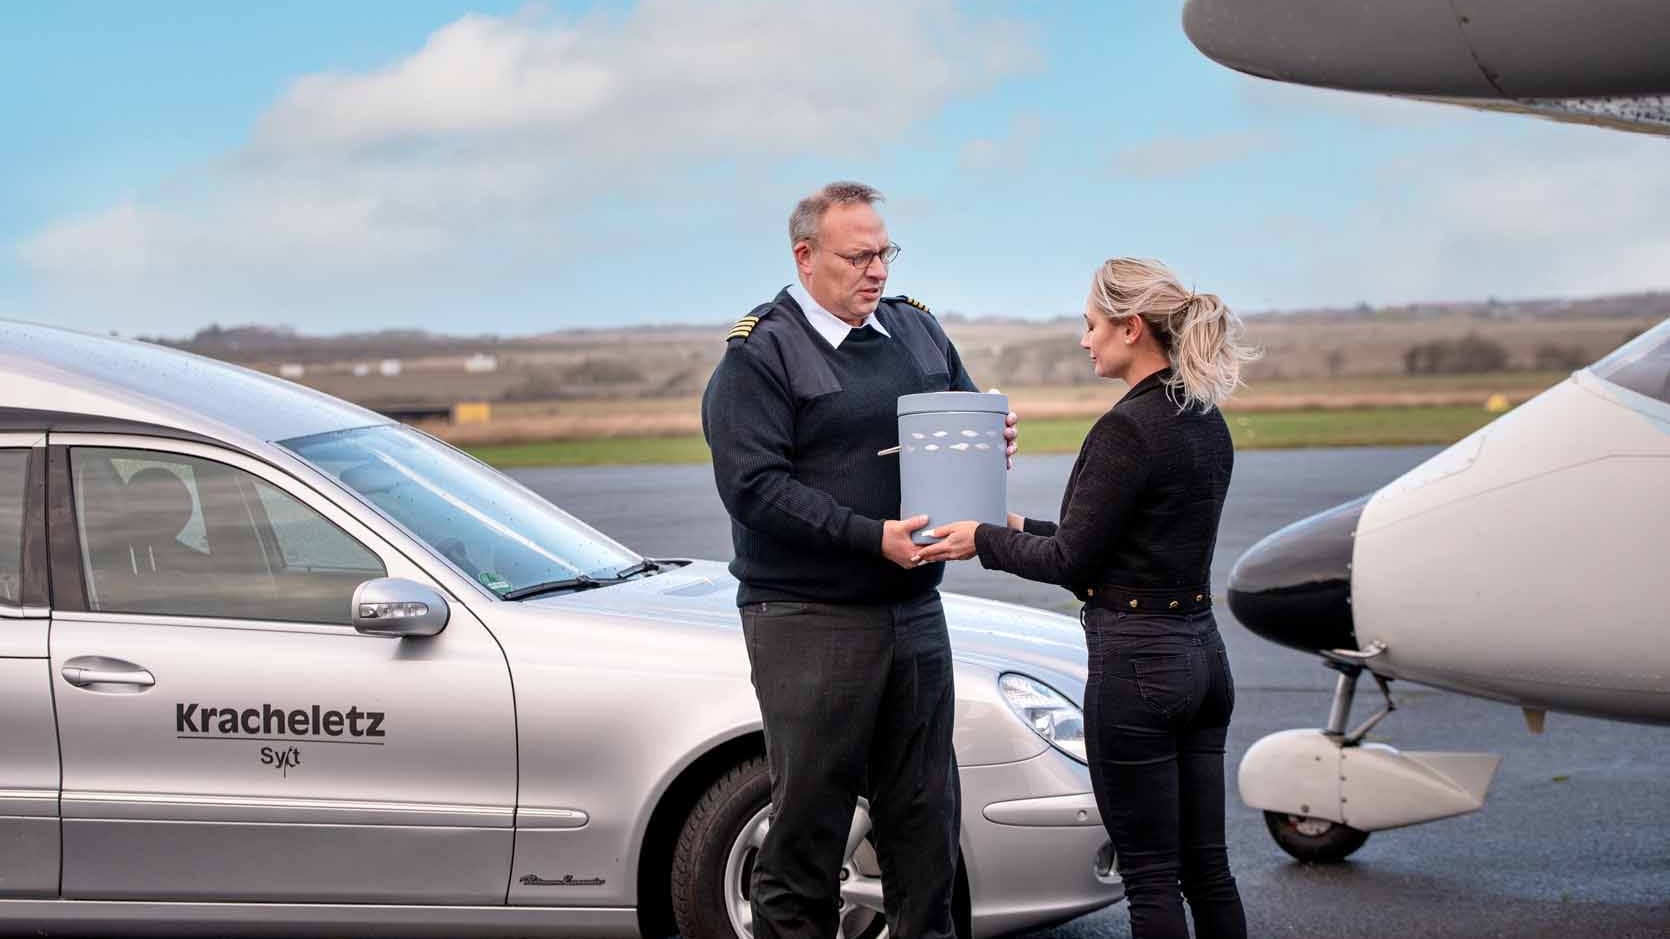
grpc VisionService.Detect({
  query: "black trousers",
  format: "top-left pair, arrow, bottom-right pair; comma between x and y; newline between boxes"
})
739,592 -> 960,939
1083,608 -> 1247,939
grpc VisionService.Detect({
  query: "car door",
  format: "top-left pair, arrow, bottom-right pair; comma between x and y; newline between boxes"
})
0,435 -> 57,898
47,434 -> 517,904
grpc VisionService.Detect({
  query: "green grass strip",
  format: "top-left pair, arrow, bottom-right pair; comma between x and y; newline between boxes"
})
467,435 -> 713,468
465,404 -> 1504,468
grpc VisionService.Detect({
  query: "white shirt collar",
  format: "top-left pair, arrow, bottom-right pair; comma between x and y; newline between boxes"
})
788,282 -> 891,349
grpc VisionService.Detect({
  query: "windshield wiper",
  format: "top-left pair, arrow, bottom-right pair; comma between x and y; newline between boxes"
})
503,559 -> 665,601
614,558 -> 664,580
503,575 -> 616,601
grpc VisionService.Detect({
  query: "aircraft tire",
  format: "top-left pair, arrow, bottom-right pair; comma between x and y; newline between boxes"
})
1263,811 -> 1370,863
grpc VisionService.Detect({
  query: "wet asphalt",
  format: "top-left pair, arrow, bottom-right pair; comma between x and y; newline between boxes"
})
511,446 -> 1670,939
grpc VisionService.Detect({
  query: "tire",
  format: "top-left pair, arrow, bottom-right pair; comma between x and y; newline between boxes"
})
672,757 -> 771,939
1263,810 -> 1371,863
671,756 -> 890,939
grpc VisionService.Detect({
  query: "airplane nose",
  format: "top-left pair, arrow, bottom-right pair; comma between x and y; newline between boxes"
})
1227,495 -> 1367,655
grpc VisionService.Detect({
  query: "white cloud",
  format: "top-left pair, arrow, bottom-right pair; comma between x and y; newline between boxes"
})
253,2 -> 1035,158
1299,124 -> 1670,304
252,13 -> 612,155
20,1 -> 1037,327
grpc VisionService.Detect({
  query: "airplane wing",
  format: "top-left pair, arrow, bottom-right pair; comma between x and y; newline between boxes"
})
1183,0 -> 1670,136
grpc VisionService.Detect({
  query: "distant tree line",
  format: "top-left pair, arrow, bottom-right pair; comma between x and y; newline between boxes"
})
1402,335 -> 1508,375
1402,334 -> 1597,375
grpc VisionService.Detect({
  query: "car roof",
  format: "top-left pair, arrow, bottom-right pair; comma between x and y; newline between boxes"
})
0,318 -> 389,450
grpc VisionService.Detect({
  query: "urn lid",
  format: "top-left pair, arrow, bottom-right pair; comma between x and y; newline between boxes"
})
896,391 -> 1009,417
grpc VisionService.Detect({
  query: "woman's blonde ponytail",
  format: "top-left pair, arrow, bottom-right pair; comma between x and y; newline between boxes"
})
1090,259 -> 1259,412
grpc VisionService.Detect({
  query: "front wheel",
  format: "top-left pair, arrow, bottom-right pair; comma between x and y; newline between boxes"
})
671,756 -> 889,939
1263,811 -> 1371,863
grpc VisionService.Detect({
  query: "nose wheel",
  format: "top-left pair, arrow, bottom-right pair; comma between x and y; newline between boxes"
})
1263,811 -> 1371,863
1271,648 -> 1389,862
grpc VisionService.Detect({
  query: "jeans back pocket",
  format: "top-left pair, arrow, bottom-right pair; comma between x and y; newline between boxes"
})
1129,651 -> 1195,720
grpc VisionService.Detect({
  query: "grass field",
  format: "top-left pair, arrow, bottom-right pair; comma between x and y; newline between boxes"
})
465,404 -> 1502,468
465,434 -> 714,468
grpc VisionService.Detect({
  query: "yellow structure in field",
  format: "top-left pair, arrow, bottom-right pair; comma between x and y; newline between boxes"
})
1484,393 -> 1511,414
453,401 -> 492,424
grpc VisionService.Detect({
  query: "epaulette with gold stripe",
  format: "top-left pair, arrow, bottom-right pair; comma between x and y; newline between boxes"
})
725,308 -> 770,342
888,295 -> 932,316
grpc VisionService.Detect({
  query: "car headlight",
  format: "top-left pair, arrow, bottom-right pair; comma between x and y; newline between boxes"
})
998,672 -> 1087,763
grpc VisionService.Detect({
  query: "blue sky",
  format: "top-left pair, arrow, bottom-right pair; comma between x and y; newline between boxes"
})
4,1 -> 1667,337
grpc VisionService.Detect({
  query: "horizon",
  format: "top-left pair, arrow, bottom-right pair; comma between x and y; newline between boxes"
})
123,286 -> 1667,345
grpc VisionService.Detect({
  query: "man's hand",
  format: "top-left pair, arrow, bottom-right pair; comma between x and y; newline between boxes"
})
882,515 -> 931,569
986,389 -> 1019,470
912,520 -> 980,564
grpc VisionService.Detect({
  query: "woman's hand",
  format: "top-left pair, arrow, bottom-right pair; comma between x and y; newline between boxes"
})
911,520 -> 980,564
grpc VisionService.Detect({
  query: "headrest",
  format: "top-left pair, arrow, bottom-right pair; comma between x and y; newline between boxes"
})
122,467 -> 197,542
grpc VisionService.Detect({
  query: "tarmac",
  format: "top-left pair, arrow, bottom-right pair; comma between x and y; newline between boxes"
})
511,444 -> 1670,939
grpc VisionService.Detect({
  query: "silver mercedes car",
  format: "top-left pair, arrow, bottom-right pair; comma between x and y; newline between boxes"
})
0,320 -> 1119,937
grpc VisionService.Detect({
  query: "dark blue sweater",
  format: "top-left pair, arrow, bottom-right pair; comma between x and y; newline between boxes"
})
701,291 -> 976,606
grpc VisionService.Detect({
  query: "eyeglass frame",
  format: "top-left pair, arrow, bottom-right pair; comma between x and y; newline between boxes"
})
805,238 -> 902,271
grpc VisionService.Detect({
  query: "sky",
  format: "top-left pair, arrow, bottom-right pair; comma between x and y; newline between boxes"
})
4,1 -> 1668,337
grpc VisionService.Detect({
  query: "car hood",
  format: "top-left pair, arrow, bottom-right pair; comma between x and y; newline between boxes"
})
521,559 -> 1088,700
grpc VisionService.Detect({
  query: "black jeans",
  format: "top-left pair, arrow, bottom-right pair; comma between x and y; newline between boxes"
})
1083,608 -> 1246,939
740,592 -> 960,939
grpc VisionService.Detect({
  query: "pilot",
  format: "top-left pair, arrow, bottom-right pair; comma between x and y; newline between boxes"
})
701,181 -> 1015,939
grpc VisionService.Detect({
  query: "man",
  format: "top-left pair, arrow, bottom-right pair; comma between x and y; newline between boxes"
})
701,182 -> 1016,939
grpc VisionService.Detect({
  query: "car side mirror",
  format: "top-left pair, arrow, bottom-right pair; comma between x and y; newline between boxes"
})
351,577 -> 450,638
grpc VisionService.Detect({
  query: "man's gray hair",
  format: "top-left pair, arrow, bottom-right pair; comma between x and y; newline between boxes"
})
789,181 -> 884,246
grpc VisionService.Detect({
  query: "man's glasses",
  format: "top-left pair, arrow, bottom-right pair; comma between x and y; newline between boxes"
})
822,242 -> 902,270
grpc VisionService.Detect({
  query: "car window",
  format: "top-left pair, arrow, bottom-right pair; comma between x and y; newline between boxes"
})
71,448 -> 385,624
284,424 -> 639,597
0,450 -> 26,607
1590,318 -> 1670,405
254,481 -> 389,572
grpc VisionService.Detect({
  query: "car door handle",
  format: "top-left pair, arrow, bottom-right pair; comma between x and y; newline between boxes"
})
61,664 -> 156,688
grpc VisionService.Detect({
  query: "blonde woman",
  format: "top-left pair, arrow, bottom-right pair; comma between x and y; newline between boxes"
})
916,258 -> 1257,939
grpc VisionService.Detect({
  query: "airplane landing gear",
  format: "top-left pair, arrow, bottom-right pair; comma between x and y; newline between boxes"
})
1238,642 -> 1501,862
1260,650 -> 1390,863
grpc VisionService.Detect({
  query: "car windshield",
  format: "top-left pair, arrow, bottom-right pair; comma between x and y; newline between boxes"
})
282,424 -> 641,598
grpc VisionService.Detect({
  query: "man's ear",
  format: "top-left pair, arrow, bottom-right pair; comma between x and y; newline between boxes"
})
792,240 -> 815,276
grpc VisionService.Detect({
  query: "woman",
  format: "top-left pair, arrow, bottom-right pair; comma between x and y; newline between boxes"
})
914,258 -> 1257,939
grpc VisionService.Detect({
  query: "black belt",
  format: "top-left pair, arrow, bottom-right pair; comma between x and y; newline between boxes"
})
1084,584 -> 1212,614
